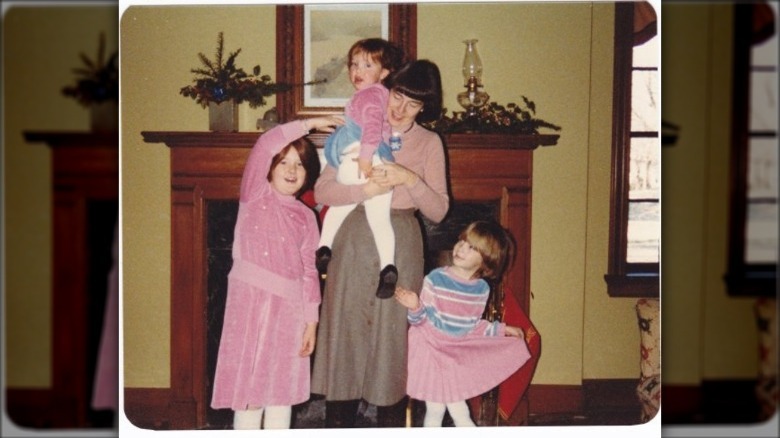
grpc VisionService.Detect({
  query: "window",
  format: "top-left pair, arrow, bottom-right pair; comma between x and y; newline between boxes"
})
605,2 -> 660,297
726,2 -> 778,297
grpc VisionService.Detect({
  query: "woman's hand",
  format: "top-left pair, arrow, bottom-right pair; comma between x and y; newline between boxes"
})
371,161 -> 419,189
299,322 -> 318,357
505,325 -> 525,339
304,115 -> 345,133
394,286 -> 420,310
362,178 -> 392,198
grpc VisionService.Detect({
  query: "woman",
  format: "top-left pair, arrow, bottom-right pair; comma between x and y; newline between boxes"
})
311,59 -> 449,428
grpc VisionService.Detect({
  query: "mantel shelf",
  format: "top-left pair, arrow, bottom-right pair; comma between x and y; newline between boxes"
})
24,130 -> 118,148
141,130 -> 559,150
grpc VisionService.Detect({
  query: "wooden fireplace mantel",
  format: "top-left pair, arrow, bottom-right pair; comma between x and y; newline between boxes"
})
10,131 -> 118,429
134,129 -> 557,429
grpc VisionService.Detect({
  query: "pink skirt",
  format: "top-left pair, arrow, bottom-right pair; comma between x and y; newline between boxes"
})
211,281 -> 310,410
406,323 -> 531,403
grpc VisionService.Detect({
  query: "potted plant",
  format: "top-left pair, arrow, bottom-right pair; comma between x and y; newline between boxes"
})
61,32 -> 118,131
180,32 -> 323,132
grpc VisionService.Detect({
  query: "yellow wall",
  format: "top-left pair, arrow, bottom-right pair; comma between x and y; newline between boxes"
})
662,3 -> 759,383
3,4 -> 118,387
120,2 -> 638,389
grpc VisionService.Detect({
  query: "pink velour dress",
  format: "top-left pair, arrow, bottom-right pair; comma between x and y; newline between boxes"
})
210,121 -> 321,410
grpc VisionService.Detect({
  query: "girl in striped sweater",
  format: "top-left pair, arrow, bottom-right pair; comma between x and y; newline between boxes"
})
394,220 -> 532,427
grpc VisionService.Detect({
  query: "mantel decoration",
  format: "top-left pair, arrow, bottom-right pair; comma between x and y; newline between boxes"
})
423,39 -> 561,136
457,39 -> 490,118
424,97 -> 562,136
180,32 -> 324,132
61,32 -> 118,132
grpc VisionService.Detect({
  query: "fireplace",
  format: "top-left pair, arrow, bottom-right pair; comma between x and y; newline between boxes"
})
137,130 -> 557,429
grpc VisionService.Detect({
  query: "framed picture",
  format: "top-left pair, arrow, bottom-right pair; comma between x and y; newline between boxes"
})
304,4 -> 388,108
276,4 -> 417,122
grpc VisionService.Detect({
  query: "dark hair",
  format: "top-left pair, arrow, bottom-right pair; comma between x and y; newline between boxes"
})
267,138 -> 321,198
348,38 -> 405,85
385,59 -> 443,123
458,220 -> 515,281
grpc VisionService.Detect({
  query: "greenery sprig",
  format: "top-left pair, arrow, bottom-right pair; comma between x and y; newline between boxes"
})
61,32 -> 118,107
180,32 -> 324,109
424,96 -> 562,135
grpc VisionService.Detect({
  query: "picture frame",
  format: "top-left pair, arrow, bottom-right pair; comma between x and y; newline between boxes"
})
275,4 -> 417,122
304,4 -> 388,108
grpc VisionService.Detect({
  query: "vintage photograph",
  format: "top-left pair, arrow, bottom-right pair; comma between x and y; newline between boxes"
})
4,0 -> 778,437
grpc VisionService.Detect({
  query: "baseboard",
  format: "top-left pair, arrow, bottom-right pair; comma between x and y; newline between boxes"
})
527,384 -> 582,414
123,388 -> 172,430
663,379 -> 766,424
527,379 -> 639,416
6,387 -> 114,429
660,384 -> 701,423
123,380 -> 641,429
6,388 -> 57,429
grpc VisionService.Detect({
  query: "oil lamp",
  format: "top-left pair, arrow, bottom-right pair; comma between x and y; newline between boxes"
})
456,39 -> 489,117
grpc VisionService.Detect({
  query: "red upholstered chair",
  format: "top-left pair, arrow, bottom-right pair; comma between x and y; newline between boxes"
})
468,288 -> 541,425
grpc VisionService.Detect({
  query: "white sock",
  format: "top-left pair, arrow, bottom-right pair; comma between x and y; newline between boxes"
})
423,401 -> 446,427
263,405 -> 292,429
233,408 -> 262,430
447,401 -> 476,427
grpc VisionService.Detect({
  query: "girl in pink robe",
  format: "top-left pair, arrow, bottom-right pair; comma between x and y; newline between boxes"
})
210,116 -> 341,429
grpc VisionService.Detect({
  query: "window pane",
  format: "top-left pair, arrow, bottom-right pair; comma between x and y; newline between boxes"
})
628,135 -> 660,264
631,70 -> 659,132
745,137 -> 778,264
633,34 -> 658,67
628,200 -> 660,263
748,137 -> 778,200
751,2 -> 778,66
746,202 -> 778,264
629,137 -> 660,200
750,70 -> 778,132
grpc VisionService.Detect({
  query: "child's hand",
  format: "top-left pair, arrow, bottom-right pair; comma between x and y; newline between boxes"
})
358,157 -> 373,179
394,286 -> 420,310
305,115 -> 344,133
299,322 -> 318,357
505,325 -> 525,339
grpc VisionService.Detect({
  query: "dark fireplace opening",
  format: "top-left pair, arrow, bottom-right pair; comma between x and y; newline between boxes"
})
204,200 -> 499,428
85,200 -> 118,427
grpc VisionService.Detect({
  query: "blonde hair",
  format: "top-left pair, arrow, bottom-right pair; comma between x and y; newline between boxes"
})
458,221 -> 515,281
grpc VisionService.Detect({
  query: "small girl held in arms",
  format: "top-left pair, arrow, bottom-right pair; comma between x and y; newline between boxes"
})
395,220 -> 532,427
211,116 -> 342,430
315,38 -> 405,299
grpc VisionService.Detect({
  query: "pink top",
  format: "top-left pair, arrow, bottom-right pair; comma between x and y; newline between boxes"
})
314,122 -> 449,223
230,120 -> 321,322
346,83 -> 391,162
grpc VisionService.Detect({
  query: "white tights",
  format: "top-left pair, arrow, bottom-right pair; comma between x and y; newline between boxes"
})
318,146 -> 395,270
423,400 -> 476,427
233,406 -> 292,430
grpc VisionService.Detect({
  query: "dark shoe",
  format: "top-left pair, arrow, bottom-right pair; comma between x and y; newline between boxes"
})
377,397 -> 409,428
325,399 -> 360,428
376,264 -> 398,299
315,246 -> 332,278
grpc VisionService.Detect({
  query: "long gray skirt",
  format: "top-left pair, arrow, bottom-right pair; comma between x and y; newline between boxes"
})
311,205 -> 424,406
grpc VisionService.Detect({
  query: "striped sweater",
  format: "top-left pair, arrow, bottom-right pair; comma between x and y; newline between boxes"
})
408,267 -> 504,337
